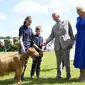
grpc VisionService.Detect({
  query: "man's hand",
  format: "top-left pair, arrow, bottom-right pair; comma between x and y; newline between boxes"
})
41,42 -> 47,46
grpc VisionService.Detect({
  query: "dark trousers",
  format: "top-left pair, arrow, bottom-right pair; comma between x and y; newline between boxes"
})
21,58 -> 28,78
30,56 -> 42,77
62,58 -> 64,69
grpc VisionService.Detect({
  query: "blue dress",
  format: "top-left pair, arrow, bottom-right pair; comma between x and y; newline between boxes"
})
74,16 -> 85,69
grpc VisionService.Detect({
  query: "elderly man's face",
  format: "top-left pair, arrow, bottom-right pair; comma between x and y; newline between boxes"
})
52,14 -> 60,22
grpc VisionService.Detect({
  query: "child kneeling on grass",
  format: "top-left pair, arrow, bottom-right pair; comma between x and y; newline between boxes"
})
30,25 -> 43,78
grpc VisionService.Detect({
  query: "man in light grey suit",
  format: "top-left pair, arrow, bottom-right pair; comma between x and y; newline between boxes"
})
42,12 -> 75,80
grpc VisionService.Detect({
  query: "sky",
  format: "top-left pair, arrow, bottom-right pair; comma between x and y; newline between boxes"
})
0,0 -> 85,39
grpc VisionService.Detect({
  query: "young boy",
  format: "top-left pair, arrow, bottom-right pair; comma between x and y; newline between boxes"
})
30,25 -> 43,78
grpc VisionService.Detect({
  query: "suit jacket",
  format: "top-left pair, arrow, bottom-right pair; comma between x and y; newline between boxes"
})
46,20 -> 75,51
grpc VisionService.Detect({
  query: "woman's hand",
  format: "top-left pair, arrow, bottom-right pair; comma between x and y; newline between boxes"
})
19,36 -> 25,53
22,47 -> 25,53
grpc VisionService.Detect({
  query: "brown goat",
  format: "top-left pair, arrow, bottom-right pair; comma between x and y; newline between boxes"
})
0,47 -> 39,84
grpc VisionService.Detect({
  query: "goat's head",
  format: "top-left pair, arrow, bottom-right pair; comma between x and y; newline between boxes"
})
26,47 -> 39,57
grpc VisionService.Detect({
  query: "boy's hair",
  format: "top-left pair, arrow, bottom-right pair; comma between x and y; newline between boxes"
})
35,25 -> 42,31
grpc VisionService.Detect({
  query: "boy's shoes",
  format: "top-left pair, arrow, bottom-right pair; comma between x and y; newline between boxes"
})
56,76 -> 62,79
37,76 -> 40,78
30,75 -> 41,79
66,76 -> 71,80
36,75 -> 40,78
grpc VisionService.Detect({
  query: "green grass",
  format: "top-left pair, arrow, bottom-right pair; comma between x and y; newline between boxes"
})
0,51 -> 84,85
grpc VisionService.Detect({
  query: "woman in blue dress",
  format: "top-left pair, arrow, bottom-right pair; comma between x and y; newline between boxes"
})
74,6 -> 85,82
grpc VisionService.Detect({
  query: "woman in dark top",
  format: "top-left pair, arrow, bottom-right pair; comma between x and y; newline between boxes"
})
15,16 -> 33,81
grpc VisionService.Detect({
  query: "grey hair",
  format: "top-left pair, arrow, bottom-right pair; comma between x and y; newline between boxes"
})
52,12 -> 60,16
76,5 -> 85,12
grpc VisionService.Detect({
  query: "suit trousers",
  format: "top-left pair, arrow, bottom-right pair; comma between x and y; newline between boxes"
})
55,47 -> 71,78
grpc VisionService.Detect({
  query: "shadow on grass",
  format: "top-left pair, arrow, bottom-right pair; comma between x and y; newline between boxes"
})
0,78 -> 14,85
0,77 -> 79,85
41,68 -> 57,72
21,77 -> 79,85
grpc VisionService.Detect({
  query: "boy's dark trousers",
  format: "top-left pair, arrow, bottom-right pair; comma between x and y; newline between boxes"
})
31,55 -> 42,77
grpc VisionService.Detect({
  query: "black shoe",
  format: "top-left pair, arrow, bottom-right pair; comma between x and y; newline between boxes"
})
21,77 -> 28,81
36,74 -> 40,78
37,75 -> 40,78
30,76 -> 34,79
66,77 -> 71,80
56,76 -> 62,79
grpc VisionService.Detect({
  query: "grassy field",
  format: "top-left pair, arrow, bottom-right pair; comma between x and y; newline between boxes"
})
0,51 -> 84,85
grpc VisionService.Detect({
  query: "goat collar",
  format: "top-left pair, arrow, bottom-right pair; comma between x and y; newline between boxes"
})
24,52 -> 29,60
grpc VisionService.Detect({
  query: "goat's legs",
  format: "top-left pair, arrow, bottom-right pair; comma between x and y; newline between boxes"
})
15,68 -> 23,84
